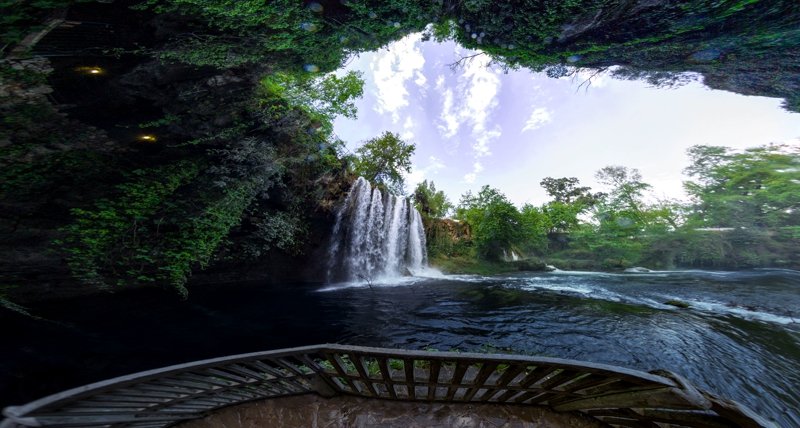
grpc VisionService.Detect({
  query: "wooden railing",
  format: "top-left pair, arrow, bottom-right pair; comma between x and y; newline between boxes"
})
1,344 -> 774,428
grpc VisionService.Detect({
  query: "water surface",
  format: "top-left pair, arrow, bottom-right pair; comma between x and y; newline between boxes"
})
2,269 -> 798,426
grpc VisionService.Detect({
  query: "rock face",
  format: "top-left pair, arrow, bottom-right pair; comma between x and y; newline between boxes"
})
449,0 -> 800,112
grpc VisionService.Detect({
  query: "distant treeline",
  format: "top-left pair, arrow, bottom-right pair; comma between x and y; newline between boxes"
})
417,144 -> 800,271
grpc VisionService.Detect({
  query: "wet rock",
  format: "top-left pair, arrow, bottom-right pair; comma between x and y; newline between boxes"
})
624,266 -> 652,273
665,299 -> 690,309
206,74 -> 244,87
689,48 -> 723,62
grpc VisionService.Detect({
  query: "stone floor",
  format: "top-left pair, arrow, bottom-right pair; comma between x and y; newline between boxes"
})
179,394 -> 605,428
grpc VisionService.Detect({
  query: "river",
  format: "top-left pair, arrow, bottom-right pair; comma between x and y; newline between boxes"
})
1,269 -> 798,426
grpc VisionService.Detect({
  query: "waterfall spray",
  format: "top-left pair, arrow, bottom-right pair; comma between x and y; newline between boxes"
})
327,177 -> 428,282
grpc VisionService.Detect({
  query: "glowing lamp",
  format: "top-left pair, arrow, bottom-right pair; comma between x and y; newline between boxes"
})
139,135 -> 157,142
76,66 -> 104,75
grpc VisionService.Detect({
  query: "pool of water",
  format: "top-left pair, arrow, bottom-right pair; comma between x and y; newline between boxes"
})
2,269 -> 798,425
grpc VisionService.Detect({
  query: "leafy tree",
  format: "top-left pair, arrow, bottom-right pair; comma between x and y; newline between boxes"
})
539,176 -> 603,234
595,165 -> 651,226
542,201 -> 585,234
261,71 -> 364,121
684,144 -> 800,227
540,177 -> 600,205
351,131 -> 415,194
413,180 -> 453,219
456,186 -> 522,260
519,204 -> 550,253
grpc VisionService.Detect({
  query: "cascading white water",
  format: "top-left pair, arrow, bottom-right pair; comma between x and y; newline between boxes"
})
327,177 -> 428,282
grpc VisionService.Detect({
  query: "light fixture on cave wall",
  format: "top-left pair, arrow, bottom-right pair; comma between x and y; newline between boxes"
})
75,66 -> 104,75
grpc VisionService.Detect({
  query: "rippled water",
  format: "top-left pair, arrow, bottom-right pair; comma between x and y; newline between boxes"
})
318,269 -> 800,426
2,269 -> 799,426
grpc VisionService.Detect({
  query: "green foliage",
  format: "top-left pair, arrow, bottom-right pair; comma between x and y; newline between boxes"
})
456,186 -> 523,261
139,0 -> 440,71
684,144 -> 800,228
260,70 -> 364,129
138,114 -> 179,129
240,209 -> 307,259
440,143 -> 798,272
594,165 -> 651,226
519,204 -> 549,254
540,177 -> 600,205
57,161 -> 202,289
157,179 -> 258,296
541,201 -> 583,234
537,176 -> 602,235
351,131 -> 415,194
413,180 -> 452,219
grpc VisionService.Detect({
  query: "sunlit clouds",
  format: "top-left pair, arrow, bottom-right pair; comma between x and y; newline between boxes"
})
435,54 -> 502,183
369,33 -> 426,123
406,156 -> 446,190
522,107 -> 552,133
334,34 -> 800,204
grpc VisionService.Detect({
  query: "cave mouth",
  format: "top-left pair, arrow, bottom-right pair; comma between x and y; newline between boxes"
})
2,1 -> 798,310
1,2 -> 799,425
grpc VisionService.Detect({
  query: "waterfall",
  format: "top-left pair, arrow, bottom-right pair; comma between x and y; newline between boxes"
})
503,249 -> 521,262
327,177 -> 428,282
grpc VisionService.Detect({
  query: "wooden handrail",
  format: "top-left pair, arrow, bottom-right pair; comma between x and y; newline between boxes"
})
0,344 -> 775,428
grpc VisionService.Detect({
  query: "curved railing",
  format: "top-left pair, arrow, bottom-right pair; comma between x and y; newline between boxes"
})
1,344 -> 774,428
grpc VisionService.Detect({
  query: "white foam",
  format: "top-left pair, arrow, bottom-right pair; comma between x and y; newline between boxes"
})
519,278 -> 595,295
410,266 -> 446,278
689,300 -> 798,325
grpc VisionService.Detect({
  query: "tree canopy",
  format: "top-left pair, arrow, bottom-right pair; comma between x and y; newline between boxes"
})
413,180 -> 452,219
685,144 -> 800,228
260,71 -> 364,134
351,131 -> 415,194
432,144 -> 799,270
456,186 -> 523,261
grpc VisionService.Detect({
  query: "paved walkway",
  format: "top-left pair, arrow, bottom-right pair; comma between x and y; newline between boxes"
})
179,394 -> 604,428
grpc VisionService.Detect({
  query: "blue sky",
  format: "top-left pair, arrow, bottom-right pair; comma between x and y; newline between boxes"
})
333,34 -> 800,206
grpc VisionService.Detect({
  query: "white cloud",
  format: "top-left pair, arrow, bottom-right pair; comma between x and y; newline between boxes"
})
406,156 -> 446,190
370,34 -> 426,123
415,72 -> 428,89
463,161 -> 484,184
401,116 -> 415,140
435,74 -> 445,90
473,129 -> 500,157
522,107 -> 553,132
438,88 -> 460,138
436,53 -> 503,183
